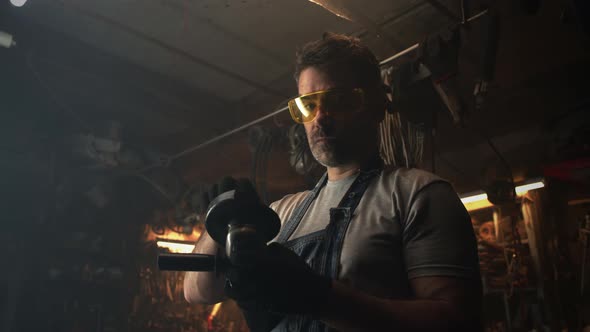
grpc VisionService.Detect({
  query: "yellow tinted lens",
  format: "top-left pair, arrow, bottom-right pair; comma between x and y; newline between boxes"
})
288,99 -> 305,123
288,88 -> 364,123
288,92 -> 321,123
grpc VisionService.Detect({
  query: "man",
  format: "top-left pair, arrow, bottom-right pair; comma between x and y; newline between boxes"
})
184,32 -> 482,331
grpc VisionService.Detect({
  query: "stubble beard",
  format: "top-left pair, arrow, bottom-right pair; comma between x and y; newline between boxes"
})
306,119 -> 376,168
308,128 -> 378,168
309,139 -> 352,167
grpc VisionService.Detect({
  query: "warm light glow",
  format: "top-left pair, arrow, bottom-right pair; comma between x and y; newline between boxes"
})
515,181 -> 545,195
156,241 -> 195,253
158,229 -> 201,242
460,193 -> 488,204
308,0 -> 353,21
210,302 -> 222,317
10,0 -> 27,7
143,224 -> 202,243
461,180 -> 545,212
207,302 -> 223,330
463,198 -> 494,211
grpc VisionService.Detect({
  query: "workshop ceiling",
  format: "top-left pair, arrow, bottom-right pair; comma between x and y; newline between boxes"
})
23,0 -> 455,102
4,0 -> 454,173
4,0 -> 589,198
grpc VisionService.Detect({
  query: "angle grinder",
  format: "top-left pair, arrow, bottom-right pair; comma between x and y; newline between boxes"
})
157,188 -> 281,272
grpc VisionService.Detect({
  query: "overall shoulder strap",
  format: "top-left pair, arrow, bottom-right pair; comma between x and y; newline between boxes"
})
275,173 -> 327,243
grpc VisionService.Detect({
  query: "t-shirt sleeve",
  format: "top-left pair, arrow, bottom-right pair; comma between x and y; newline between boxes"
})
402,181 -> 480,280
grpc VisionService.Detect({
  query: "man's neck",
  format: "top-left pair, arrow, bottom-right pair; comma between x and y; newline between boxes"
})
326,152 -> 383,181
326,163 -> 361,181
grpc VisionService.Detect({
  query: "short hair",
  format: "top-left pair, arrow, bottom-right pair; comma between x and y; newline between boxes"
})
294,32 -> 382,88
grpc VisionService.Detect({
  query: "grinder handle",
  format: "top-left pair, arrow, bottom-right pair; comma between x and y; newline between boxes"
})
158,253 -> 220,272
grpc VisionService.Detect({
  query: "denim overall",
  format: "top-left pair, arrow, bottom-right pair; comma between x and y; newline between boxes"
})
271,167 -> 381,332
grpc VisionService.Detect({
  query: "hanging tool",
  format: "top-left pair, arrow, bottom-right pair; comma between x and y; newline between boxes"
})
418,25 -> 464,125
474,10 -> 500,112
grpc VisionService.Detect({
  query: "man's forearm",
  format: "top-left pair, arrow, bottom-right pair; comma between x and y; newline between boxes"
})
183,231 -> 226,304
319,281 -> 479,332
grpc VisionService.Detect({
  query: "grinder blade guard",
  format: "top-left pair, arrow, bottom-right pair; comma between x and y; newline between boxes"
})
158,188 -> 280,272
205,189 -> 280,247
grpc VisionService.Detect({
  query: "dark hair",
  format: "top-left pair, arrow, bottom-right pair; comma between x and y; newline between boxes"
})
294,32 -> 382,88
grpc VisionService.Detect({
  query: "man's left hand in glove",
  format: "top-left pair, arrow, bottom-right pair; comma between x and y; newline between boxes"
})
225,242 -> 332,316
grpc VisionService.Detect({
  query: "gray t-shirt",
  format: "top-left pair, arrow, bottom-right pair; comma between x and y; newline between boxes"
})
287,173 -> 358,240
270,167 -> 479,299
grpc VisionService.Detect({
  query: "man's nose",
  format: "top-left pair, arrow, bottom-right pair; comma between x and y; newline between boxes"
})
313,104 -> 332,123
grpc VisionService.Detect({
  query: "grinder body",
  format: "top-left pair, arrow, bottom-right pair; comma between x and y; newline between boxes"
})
158,188 -> 280,272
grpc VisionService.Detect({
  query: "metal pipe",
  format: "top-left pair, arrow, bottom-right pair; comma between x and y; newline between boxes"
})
379,9 -> 488,65
155,9 -> 489,165
172,106 -> 288,160
461,0 -> 470,25
379,43 -> 421,65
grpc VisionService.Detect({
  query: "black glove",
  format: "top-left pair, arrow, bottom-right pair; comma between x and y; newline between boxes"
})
199,176 -> 260,215
225,242 -> 332,316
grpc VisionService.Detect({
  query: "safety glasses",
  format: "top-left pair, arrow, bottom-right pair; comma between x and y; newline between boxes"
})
287,88 -> 365,124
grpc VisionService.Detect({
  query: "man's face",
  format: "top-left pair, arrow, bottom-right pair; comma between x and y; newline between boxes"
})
297,66 -> 379,167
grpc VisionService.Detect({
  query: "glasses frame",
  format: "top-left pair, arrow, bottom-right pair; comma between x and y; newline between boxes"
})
287,88 -> 366,124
